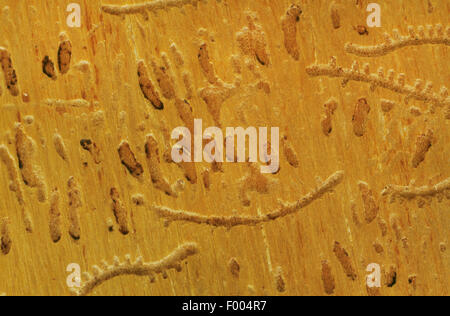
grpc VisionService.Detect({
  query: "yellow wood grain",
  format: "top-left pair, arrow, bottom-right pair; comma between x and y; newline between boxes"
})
0,0 -> 448,296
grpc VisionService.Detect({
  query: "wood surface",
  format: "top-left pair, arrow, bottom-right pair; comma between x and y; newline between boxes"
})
0,0 -> 448,296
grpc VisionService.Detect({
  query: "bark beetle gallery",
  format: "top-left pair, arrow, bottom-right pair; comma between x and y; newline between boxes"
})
0,0 -> 448,297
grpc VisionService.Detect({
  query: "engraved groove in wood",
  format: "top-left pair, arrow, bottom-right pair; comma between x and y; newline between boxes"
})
153,171 -> 344,228
0,145 -> 33,232
281,4 -> 303,60
0,47 -> 19,96
110,187 -> 129,235
101,0 -> 203,16
70,243 -> 199,296
306,57 -> 450,108
67,177 -> 82,240
345,24 -> 450,57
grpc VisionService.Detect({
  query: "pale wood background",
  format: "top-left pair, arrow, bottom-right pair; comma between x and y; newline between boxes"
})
0,0 -> 448,296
